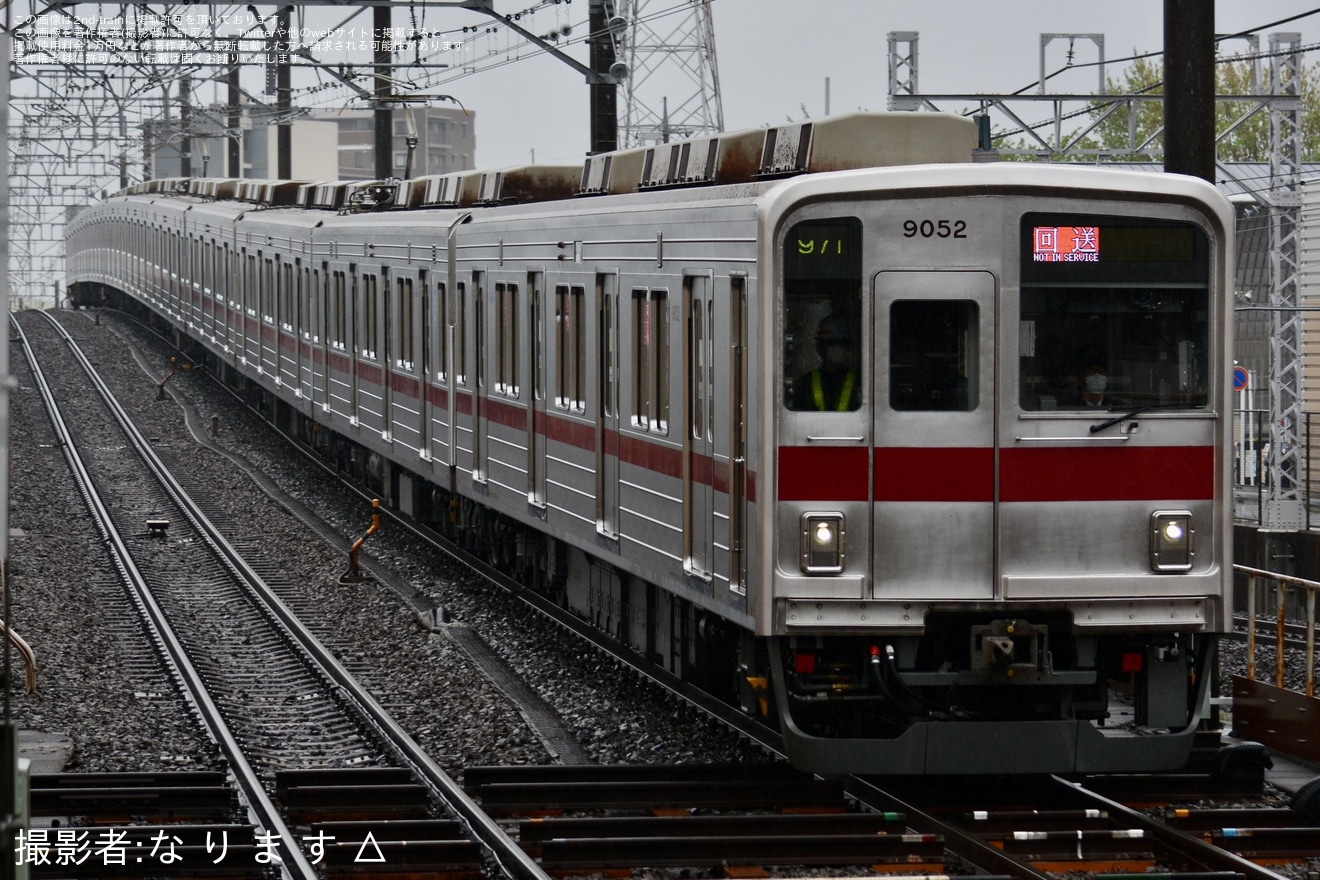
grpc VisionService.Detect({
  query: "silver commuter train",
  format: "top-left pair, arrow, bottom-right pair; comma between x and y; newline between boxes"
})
66,112 -> 1235,775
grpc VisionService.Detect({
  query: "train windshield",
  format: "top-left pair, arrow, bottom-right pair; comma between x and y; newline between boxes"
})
782,217 -> 863,412
1018,214 -> 1211,412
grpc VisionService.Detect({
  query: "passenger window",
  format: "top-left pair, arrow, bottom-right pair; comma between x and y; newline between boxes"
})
889,300 -> 979,412
496,282 -> 519,395
632,288 -> 669,433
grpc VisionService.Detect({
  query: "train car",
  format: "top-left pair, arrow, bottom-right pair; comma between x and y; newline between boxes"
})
65,111 -> 1235,775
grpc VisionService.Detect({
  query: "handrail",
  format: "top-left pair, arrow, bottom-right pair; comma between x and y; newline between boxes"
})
1232,564 -> 1317,698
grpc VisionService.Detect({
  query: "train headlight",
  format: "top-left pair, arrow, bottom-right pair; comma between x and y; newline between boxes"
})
1150,510 -> 1194,572
801,512 -> 845,574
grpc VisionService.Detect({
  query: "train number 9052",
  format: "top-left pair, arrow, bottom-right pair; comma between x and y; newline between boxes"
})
903,219 -> 967,239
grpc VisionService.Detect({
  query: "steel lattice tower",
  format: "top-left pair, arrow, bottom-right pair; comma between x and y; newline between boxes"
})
614,0 -> 723,147
1265,32 -> 1305,527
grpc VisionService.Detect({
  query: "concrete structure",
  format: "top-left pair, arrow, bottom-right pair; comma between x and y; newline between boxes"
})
146,111 -> 337,181
317,106 -> 476,181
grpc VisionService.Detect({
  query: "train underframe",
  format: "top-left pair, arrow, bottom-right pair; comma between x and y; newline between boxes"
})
771,625 -> 1218,774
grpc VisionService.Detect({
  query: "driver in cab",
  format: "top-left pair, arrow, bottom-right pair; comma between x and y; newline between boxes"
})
792,313 -> 860,412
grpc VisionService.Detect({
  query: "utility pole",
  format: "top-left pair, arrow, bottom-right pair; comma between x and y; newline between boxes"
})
588,0 -> 618,154
179,71 -> 192,178
374,4 -> 393,179
119,96 -> 130,190
228,39 -> 241,178
276,6 -> 292,179
1163,0 -> 1215,181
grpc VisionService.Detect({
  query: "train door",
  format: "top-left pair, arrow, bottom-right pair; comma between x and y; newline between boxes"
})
872,270 -> 997,600
472,271 -> 488,484
597,272 -> 620,538
528,271 -> 547,507
684,273 -> 715,580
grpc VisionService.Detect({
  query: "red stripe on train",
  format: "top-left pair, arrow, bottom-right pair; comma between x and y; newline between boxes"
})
999,445 -> 1215,501
778,447 -> 870,501
777,445 -> 1215,502
875,447 -> 994,502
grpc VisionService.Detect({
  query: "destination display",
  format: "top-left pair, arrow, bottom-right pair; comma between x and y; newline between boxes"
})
1031,224 -> 1196,263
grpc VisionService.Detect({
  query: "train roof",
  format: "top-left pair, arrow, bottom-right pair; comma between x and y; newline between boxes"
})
106,111 -> 979,213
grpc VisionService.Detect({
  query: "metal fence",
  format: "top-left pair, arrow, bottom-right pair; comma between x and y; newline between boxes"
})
1234,564 -> 1318,698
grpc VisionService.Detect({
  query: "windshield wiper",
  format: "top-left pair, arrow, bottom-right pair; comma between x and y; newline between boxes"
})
1089,401 -> 1203,434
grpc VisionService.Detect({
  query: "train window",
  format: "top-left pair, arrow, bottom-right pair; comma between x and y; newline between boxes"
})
474,279 -> 485,390
309,267 -> 322,343
529,273 -> 544,401
687,280 -> 714,440
890,301 -> 979,412
397,277 -> 416,370
599,275 -> 616,419
223,244 -> 233,309
361,273 -> 379,359
332,271 -> 347,349
574,287 -> 586,410
496,282 -> 518,395
262,257 -> 274,322
435,281 -> 448,382
558,284 -> 573,408
632,288 -> 670,434
555,284 -> 586,411
456,282 -> 467,385
281,262 -> 294,330
1018,215 -> 1210,412
301,266 -> 312,339
246,254 -> 257,316
782,217 -> 863,412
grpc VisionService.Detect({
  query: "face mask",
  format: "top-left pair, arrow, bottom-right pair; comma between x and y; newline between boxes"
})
1085,373 -> 1107,393
823,344 -> 849,368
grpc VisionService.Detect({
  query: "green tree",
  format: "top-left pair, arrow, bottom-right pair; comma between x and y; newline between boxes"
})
997,53 -> 1320,162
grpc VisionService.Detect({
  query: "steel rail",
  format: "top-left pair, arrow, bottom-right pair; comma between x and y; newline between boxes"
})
33,311 -> 551,880
842,775 -> 1057,880
14,314 -> 319,880
1053,774 -> 1294,880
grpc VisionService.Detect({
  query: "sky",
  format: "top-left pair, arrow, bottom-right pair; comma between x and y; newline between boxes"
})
401,0 -> 1320,170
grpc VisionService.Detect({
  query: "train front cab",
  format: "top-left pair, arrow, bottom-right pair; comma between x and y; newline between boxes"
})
765,166 -> 1233,775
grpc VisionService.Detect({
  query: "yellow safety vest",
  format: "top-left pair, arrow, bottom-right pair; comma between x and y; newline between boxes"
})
811,368 -> 856,411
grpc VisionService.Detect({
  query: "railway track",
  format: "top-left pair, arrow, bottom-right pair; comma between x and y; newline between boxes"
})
13,311 -> 546,880
128,319 -> 1317,875
24,307 -> 1320,880
867,762 -> 1319,879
